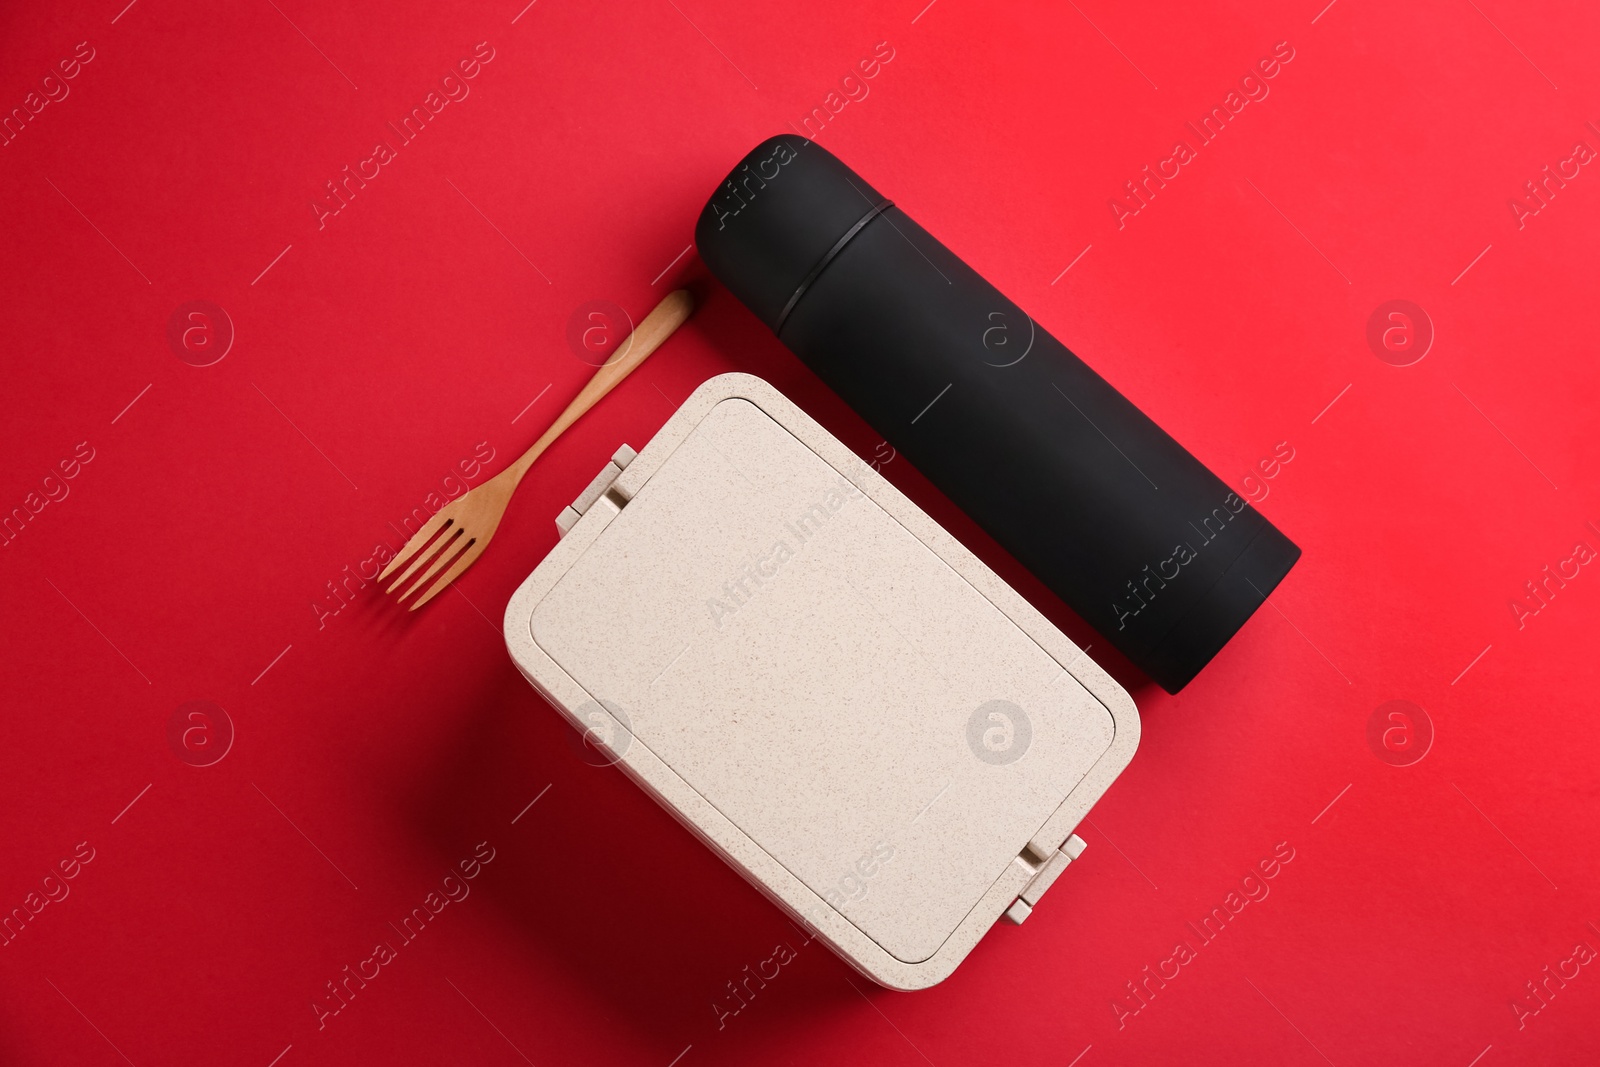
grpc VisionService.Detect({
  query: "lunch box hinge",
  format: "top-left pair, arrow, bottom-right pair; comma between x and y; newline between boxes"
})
555,445 -> 637,537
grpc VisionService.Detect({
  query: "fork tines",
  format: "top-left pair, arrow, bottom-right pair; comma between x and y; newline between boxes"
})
378,514 -> 476,608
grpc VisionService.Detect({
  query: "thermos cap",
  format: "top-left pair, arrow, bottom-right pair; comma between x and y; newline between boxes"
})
695,135 -> 889,334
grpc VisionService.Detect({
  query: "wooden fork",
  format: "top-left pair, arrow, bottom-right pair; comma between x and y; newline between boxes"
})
379,289 -> 694,609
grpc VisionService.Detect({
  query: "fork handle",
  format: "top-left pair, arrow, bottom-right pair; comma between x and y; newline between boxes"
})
505,288 -> 694,484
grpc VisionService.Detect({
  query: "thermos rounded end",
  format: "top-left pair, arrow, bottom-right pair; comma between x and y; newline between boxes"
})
695,135 -> 890,334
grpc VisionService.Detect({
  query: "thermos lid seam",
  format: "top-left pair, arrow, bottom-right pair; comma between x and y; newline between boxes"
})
774,199 -> 892,335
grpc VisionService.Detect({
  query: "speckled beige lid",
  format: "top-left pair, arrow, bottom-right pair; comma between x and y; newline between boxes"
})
504,374 -> 1138,990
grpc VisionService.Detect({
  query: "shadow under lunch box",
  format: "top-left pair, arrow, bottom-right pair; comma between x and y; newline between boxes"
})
503,373 -> 1139,989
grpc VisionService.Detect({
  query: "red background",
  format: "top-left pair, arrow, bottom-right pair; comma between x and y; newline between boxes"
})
3,0 -> 1598,1064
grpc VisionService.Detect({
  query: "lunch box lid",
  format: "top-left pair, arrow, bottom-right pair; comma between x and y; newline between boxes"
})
503,373 -> 1139,989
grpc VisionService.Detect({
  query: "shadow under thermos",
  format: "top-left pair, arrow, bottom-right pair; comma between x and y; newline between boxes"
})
694,135 -> 1300,693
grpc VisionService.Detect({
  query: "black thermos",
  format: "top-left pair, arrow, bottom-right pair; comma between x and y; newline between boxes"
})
695,135 -> 1300,693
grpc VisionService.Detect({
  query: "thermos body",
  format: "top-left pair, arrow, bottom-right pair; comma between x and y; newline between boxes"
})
696,136 -> 1299,692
